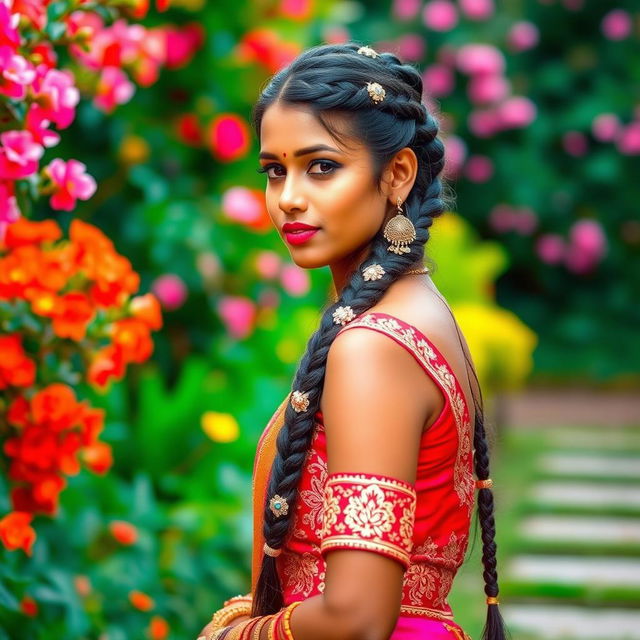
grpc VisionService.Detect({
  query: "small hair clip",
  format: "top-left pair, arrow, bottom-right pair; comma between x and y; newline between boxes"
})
290,390 -> 310,413
366,81 -> 386,104
362,264 -> 386,281
476,478 -> 494,490
269,494 -> 289,518
357,45 -> 379,59
333,305 -> 356,325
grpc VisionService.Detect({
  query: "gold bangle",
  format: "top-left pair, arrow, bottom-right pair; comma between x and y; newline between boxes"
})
223,593 -> 252,607
486,596 -> 500,605
263,542 -> 282,557
211,602 -> 253,628
282,601 -> 302,640
476,478 -> 494,490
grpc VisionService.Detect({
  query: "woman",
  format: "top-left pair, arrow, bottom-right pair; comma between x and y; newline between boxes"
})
198,43 -> 507,640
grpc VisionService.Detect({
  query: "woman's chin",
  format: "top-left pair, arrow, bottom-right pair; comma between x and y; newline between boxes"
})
286,250 -> 329,270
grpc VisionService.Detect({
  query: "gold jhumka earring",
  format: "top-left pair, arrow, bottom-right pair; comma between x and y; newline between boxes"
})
384,197 -> 416,254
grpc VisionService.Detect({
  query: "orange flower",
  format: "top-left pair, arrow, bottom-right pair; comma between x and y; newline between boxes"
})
26,288 -> 64,318
2,218 -> 62,249
31,384 -> 81,431
130,293 -> 163,330
20,595 -> 38,617
78,404 -> 105,446
148,615 -> 169,640
129,590 -> 155,611
81,441 -> 113,475
7,396 -> 30,429
109,520 -> 138,545
51,291 -> 95,340
88,345 -> 126,388
74,575 -> 92,597
111,318 -> 153,363
0,334 -> 35,389
0,512 -> 36,555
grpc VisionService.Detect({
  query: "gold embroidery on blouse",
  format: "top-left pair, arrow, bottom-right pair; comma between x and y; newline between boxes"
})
321,536 -> 411,566
282,551 -> 319,598
399,605 -> 454,621
404,562 -> 438,604
443,622 -> 472,640
338,314 -> 475,511
300,455 -> 327,533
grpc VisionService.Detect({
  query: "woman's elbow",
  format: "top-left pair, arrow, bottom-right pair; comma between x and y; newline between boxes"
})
324,602 -> 398,640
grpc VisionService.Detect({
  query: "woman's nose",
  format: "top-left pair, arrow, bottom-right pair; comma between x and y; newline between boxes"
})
279,175 -> 307,214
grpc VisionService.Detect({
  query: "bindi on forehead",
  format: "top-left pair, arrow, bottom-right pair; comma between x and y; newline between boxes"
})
283,152 -> 286,157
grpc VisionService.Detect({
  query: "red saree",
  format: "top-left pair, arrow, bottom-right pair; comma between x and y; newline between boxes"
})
251,312 -> 474,639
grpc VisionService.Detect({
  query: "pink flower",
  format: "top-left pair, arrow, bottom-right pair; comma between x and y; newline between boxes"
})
43,158 -> 97,211
459,0 -> 494,21
489,205 -> 537,235
422,64 -> 455,98
397,34 -> 426,62
457,44 -> 505,76
222,187 -> 265,224
393,0 -> 421,20
165,23 -> 203,69
25,105 -> 61,148
32,67 -> 80,129
208,114 -> 251,163
0,180 -> 20,241
616,122 -> 640,155
0,3 -> 20,51
152,274 -> 188,310
536,234 -> 565,265
507,21 -> 539,52
591,113 -> 621,142
0,47 -> 35,99
442,135 -> 467,179
0,130 -> 44,179
255,251 -> 282,280
468,108 -> 501,138
279,0 -> 313,20
467,75 -> 509,105
464,155 -> 494,183
562,0 -> 584,10
323,26 -> 350,44
94,66 -> 135,113
218,296 -> 256,339
601,9 -> 632,41
422,1 -> 458,32
562,131 -> 588,157
280,264 -> 310,297
497,96 -> 537,129
565,220 -> 607,274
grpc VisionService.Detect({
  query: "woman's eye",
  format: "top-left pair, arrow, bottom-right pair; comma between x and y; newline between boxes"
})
308,160 -> 338,175
256,159 -> 339,179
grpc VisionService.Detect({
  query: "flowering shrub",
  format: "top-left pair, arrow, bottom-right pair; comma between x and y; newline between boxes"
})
0,217 -> 162,552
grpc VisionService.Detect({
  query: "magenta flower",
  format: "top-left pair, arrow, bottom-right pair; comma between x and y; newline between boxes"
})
218,296 -> 256,340
468,108 -> 501,138
422,1 -> 458,32
31,66 -> 80,129
0,179 -> 20,241
94,66 -> 135,113
25,104 -> 61,148
536,234 -> 565,265
442,135 -> 467,179
464,155 -> 494,183
562,131 -> 588,157
467,75 -> 510,105
457,44 -> 505,76
507,21 -> 539,52
0,3 -> 20,51
152,274 -> 188,311
497,96 -> 537,129
489,205 -> 538,235
422,64 -> 455,98
222,187 -> 264,224
565,220 -> 607,274
397,34 -> 426,62
0,130 -> 44,179
43,158 -> 97,211
601,9 -> 632,41
280,264 -> 310,297
591,113 -> 621,142
0,47 -> 35,99
616,122 -> 640,155
459,0 -> 494,21
255,251 -> 282,280
393,0 -> 421,21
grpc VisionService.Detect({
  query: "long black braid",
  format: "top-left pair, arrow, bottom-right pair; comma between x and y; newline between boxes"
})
250,43 -> 507,640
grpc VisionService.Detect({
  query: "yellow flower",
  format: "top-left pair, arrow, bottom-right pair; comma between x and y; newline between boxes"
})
201,412 -> 239,443
118,135 -> 150,165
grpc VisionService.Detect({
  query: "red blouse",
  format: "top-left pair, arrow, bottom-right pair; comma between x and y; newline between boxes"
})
275,311 -> 475,625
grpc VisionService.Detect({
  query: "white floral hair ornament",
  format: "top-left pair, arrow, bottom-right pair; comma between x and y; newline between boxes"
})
290,390 -> 310,413
362,264 -> 386,281
366,82 -> 386,104
357,45 -> 380,59
332,306 -> 356,326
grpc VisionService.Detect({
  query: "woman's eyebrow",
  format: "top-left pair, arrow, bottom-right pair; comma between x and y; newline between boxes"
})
259,144 -> 341,160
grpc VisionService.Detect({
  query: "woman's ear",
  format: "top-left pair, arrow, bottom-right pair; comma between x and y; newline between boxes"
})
384,147 -> 418,203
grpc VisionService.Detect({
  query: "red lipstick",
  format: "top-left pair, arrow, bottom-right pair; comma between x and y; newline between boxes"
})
282,222 -> 320,246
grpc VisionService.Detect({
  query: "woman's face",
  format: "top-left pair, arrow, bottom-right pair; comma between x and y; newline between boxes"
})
258,101 -> 390,272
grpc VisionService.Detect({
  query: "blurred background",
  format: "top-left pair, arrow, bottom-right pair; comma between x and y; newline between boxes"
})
0,0 -> 638,638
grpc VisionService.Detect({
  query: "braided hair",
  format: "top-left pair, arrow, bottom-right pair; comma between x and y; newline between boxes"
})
250,42 -> 507,640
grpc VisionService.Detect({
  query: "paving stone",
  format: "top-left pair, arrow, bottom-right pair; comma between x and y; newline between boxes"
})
507,555 -> 640,586
518,515 -> 640,544
544,429 -> 640,451
502,604 -> 640,639
538,453 -> 640,479
531,482 -> 640,510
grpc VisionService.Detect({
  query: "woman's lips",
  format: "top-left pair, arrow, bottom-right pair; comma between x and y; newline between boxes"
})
282,223 -> 319,246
